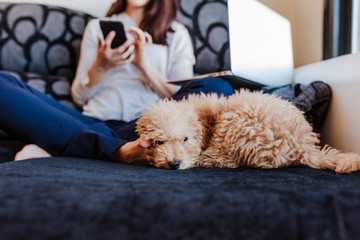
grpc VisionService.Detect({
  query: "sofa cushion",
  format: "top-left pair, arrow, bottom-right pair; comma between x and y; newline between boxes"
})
295,53 -> 360,154
0,2 -> 94,79
178,0 -> 230,74
0,158 -> 359,239
0,1 -> 231,78
0,0 -> 231,96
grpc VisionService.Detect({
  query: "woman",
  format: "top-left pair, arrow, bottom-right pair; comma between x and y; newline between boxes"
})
0,0 -> 233,163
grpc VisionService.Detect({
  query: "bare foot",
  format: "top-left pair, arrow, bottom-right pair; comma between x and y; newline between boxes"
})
14,144 -> 52,161
112,136 -> 153,164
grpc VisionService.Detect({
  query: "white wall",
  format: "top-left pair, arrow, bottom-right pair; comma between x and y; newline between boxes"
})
259,0 -> 324,67
4,0 -> 324,67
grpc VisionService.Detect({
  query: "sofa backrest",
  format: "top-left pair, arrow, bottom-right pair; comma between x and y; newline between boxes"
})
0,3 -> 94,79
0,1 -> 230,78
178,0 -> 230,74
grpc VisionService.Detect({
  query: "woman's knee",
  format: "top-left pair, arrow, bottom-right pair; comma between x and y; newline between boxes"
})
0,72 -> 13,91
193,77 -> 234,96
0,72 -> 21,88
173,77 -> 234,101
0,72 -> 31,94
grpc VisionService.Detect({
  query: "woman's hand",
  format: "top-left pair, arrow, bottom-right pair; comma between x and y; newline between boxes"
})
112,136 -> 154,165
86,31 -> 135,88
94,31 -> 136,71
128,27 -> 153,71
126,27 -> 177,97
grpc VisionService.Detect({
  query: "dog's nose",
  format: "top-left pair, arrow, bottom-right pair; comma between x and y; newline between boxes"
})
168,161 -> 180,170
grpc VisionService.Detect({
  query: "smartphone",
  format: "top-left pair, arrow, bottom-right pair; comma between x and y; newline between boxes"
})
99,20 -> 127,49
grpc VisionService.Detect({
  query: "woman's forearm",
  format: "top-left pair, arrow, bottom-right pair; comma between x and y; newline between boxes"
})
86,61 -> 108,88
139,63 -> 178,99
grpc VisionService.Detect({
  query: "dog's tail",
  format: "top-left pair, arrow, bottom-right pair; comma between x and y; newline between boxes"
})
303,145 -> 360,173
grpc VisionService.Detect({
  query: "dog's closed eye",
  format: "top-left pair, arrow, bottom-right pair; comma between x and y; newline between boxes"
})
183,137 -> 188,142
155,140 -> 165,145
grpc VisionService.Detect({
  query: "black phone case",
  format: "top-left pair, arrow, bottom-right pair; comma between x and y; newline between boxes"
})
99,21 -> 127,49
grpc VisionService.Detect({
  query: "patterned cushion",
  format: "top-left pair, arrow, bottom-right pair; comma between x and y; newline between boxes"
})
0,1 -> 229,101
178,0 -> 230,74
0,3 -> 94,79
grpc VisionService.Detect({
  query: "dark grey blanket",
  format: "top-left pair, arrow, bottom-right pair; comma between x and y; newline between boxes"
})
0,158 -> 359,240
263,81 -> 332,133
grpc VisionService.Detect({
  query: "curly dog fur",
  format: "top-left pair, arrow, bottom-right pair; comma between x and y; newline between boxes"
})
136,90 -> 360,173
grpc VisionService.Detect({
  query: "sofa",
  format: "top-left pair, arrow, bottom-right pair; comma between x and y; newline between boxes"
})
1,1 -> 360,240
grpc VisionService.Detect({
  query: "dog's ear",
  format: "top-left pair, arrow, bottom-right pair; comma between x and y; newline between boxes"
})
197,116 -> 212,150
189,94 -> 222,150
135,99 -> 175,140
136,114 -> 150,135
136,103 -> 156,139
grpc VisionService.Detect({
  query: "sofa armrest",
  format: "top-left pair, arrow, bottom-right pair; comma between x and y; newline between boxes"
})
294,53 -> 360,153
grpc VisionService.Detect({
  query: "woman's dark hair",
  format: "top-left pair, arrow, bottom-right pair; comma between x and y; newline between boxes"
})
106,0 -> 181,45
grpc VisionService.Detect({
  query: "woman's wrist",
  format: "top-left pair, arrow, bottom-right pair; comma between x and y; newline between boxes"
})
134,57 -> 150,73
112,141 -> 137,163
112,137 -> 152,164
86,61 -> 108,88
92,58 -> 112,73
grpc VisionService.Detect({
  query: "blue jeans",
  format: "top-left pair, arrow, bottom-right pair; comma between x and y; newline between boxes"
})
0,72 -> 234,160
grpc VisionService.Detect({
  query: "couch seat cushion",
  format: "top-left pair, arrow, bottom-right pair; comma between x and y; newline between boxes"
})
0,158 -> 359,239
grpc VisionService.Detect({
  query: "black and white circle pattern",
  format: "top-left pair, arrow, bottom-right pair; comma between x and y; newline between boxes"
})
0,3 -> 93,79
178,0 -> 230,74
0,3 -> 94,109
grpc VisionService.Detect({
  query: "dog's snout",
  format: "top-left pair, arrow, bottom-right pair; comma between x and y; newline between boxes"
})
168,161 -> 180,170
